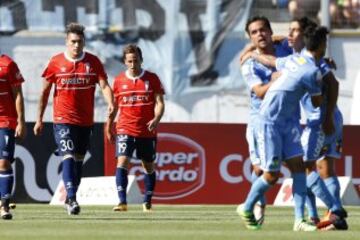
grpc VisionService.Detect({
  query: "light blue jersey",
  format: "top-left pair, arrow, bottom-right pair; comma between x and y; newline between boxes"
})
257,52 -> 322,171
242,43 -> 292,120
298,51 -> 344,161
261,52 -> 322,124
241,43 -> 291,165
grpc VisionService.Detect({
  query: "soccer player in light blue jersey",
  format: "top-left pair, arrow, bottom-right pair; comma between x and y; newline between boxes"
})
238,16 -> 291,226
240,26 -> 330,231
247,17 -> 348,230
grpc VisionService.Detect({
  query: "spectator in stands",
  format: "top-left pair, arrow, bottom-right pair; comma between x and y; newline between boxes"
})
332,0 -> 360,28
288,0 -> 321,20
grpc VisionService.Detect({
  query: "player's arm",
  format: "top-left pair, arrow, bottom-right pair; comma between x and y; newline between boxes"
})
12,85 -> 26,139
239,43 -> 256,65
99,79 -> 115,119
33,79 -> 52,136
252,81 -> 274,99
321,72 -> 339,135
251,52 -> 277,68
105,102 -> 118,143
147,93 -> 165,132
310,94 -> 323,108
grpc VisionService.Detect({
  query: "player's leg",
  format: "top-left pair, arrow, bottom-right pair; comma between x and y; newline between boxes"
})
302,126 -> 336,223
317,114 -> 348,230
240,122 -> 280,230
113,135 -> 134,211
284,123 -> 316,231
73,126 -> 92,194
137,137 -> 157,212
0,128 -> 15,220
317,156 -> 348,230
53,124 -> 79,215
244,125 -> 266,224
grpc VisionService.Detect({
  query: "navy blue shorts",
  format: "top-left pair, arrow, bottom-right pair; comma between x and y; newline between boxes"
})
53,124 -> 92,156
115,134 -> 157,162
0,128 -> 15,162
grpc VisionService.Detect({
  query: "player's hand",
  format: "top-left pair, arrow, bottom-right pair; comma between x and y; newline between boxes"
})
107,103 -> 115,118
15,121 -> 26,140
240,51 -> 253,65
322,117 -> 335,136
33,121 -> 43,136
105,122 -> 115,143
324,57 -> 337,70
271,71 -> 282,81
147,118 -> 159,132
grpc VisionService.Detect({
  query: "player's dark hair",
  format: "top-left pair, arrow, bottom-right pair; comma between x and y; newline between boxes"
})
122,44 -> 143,63
292,17 -> 317,32
245,16 -> 272,35
65,22 -> 85,38
304,26 -> 329,51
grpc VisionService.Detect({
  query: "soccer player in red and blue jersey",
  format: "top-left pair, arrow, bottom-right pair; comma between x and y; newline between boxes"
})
33,23 -> 114,215
0,54 -> 26,220
106,44 -> 165,212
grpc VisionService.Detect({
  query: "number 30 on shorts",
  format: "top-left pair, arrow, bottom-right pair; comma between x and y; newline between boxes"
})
59,139 -> 74,152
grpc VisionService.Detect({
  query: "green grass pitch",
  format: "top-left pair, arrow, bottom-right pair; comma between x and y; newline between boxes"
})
0,204 -> 359,240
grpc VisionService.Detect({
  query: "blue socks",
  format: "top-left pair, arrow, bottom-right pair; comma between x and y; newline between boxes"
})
251,171 -> 266,206
292,172 -> 306,220
306,188 -> 318,218
62,157 -> 76,199
243,175 -> 271,212
144,172 -> 156,204
324,176 -> 342,209
0,169 -> 14,201
116,167 -> 128,204
307,171 -> 337,213
74,160 -> 83,192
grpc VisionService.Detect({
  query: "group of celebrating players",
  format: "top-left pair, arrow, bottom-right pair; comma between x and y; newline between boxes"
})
237,16 -> 348,231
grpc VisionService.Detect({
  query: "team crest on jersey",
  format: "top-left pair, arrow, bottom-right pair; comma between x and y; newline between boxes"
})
85,63 -> 90,73
122,85 -> 128,89
144,81 -> 149,91
60,67 -> 66,72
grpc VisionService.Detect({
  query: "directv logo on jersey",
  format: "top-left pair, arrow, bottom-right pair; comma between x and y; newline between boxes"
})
122,95 -> 149,103
60,77 -> 90,85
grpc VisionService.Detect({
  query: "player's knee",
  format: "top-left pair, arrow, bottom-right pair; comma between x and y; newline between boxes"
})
117,156 -> 129,168
286,157 -> 305,173
142,161 -> 155,174
263,172 -> 280,185
0,159 -> 12,170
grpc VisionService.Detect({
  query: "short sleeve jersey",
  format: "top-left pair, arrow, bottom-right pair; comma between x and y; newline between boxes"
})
241,43 -> 292,120
260,53 -> 322,124
0,55 -> 25,130
113,70 -> 165,137
298,50 -> 340,126
42,52 -> 107,126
